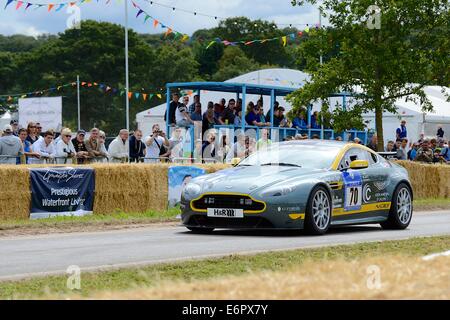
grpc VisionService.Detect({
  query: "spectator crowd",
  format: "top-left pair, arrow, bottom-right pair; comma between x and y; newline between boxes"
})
0,102 -> 448,165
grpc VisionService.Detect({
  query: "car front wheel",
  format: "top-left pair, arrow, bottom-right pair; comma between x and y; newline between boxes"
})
380,183 -> 413,230
304,186 -> 332,235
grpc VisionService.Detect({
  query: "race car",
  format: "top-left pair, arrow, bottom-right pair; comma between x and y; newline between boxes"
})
180,140 -> 413,235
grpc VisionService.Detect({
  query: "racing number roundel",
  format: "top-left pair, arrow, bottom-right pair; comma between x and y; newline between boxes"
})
342,171 -> 363,211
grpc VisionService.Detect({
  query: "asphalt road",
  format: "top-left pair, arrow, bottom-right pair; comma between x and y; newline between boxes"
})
0,211 -> 449,281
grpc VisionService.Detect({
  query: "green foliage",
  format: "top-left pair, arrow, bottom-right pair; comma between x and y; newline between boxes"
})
211,46 -> 261,81
288,0 -> 449,150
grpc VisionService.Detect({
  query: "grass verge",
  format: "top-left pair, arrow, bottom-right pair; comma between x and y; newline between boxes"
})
413,198 -> 450,211
0,207 -> 180,237
0,235 -> 448,300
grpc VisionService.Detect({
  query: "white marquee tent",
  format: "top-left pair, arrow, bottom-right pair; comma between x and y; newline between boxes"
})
136,68 -> 450,141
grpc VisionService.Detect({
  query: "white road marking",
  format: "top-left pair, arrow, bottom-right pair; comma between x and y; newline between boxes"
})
422,250 -> 450,261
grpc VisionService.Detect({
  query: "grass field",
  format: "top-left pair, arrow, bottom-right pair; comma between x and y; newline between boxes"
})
0,198 -> 448,237
0,236 -> 448,300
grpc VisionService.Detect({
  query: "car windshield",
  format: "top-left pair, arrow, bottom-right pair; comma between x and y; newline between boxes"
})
238,144 -> 341,169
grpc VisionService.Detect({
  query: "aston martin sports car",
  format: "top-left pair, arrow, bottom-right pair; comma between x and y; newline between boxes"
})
180,140 -> 413,235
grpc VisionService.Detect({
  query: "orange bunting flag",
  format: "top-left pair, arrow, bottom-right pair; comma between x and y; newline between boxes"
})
128,92 -> 133,99
282,36 -> 287,47
153,19 -> 159,28
16,1 -> 23,9
142,94 -> 148,101
165,28 -> 173,37
48,4 -> 54,11
81,82 -> 86,86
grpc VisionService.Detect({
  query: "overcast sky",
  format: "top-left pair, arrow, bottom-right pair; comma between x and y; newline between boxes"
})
0,0 -> 325,37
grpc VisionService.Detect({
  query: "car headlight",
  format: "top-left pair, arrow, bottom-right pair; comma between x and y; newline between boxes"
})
182,183 -> 202,200
261,184 -> 297,197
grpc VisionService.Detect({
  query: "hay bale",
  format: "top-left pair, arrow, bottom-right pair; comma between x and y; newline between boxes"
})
0,165 -> 31,220
396,161 -> 449,199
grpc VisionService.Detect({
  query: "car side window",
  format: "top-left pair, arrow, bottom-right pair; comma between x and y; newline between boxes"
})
368,151 -> 378,165
339,148 -> 369,170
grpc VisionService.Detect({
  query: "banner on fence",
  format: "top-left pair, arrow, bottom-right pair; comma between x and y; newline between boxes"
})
168,166 -> 206,208
29,167 -> 95,219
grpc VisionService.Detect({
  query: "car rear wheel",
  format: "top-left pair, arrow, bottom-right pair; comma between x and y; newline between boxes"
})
304,186 -> 332,235
380,183 -> 413,230
186,227 -> 215,234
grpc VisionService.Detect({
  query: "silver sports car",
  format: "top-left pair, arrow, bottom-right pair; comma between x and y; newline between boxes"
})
180,140 -> 413,235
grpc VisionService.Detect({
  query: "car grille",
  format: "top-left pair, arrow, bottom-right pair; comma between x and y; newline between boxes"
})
187,215 -> 274,229
191,194 -> 265,212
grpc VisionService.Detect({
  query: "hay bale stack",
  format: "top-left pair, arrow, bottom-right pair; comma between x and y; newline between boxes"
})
0,165 -> 31,220
92,163 -> 170,214
396,161 -> 449,199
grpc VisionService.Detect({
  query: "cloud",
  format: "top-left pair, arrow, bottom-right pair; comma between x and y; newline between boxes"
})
0,0 -> 322,36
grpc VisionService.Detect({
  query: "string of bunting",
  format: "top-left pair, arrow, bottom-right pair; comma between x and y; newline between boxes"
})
131,1 -> 318,49
140,0 -> 314,27
0,81 -> 164,103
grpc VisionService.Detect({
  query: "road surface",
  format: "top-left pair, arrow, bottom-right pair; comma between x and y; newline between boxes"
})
0,211 -> 449,280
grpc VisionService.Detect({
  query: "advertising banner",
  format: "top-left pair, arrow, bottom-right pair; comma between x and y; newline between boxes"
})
29,167 -> 95,219
19,97 -> 62,131
168,166 -> 206,208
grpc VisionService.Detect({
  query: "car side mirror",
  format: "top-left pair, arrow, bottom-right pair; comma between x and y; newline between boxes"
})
231,157 -> 241,166
349,160 -> 369,170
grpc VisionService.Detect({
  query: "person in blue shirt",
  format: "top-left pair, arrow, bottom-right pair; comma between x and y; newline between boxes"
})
292,112 -> 308,130
439,139 -> 450,162
245,105 -> 270,127
310,111 -> 321,129
190,103 -> 203,121
396,120 -> 408,139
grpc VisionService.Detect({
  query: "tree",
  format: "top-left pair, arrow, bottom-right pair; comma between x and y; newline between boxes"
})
213,17 -> 293,66
5,20 -> 200,133
211,46 -> 260,81
288,0 -> 449,150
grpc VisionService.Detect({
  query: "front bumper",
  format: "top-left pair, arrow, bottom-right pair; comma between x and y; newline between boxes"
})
180,200 -> 306,230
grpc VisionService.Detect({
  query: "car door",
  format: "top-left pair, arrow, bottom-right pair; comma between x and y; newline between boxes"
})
360,150 -> 392,207
337,147 -> 372,213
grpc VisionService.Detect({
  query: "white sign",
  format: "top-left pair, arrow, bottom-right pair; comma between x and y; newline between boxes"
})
19,97 -> 62,132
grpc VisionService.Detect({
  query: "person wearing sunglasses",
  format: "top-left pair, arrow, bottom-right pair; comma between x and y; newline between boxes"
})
245,103 -> 270,127
26,122 -> 39,145
55,128 -> 76,164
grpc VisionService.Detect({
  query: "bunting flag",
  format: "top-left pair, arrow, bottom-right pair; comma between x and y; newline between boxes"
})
0,80 -> 165,104
130,2 -> 316,50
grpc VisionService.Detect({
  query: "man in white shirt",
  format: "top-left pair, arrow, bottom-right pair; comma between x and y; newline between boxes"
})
108,129 -> 129,163
55,128 -> 76,164
175,96 -> 194,127
30,131 -> 55,164
144,124 -> 170,163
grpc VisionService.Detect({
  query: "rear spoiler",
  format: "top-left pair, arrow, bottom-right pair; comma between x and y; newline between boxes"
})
377,152 -> 397,160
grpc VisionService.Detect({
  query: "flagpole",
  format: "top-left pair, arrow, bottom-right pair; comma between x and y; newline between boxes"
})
77,75 -> 81,131
125,0 -> 130,132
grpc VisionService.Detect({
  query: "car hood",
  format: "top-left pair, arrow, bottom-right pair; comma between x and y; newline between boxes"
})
194,165 -> 328,195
